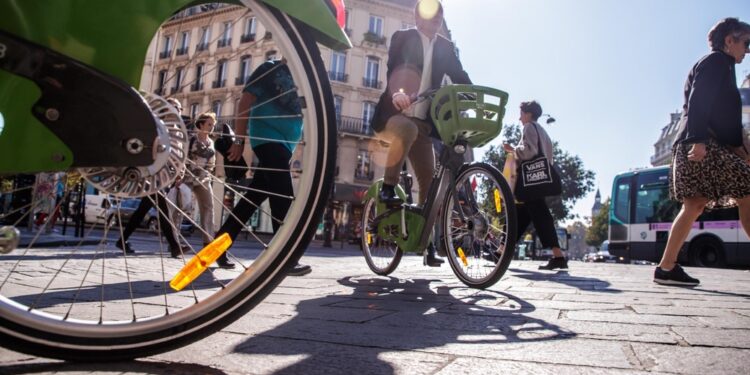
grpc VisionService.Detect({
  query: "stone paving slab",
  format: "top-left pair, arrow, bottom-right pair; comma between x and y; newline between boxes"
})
1,240 -> 749,374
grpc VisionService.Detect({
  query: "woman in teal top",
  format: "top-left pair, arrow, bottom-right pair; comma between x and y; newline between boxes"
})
215,59 -> 310,276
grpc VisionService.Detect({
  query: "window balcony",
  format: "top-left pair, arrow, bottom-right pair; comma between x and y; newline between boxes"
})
212,79 -> 226,89
235,76 -> 250,86
337,115 -> 374,136
158,50 -> 172,59
328,71 -> 348,83
175,47 -> 188,56
154,87 -> 165,95
170,86 -> 182,95
362,77 -> 382,89
240,33 -> 256,43
217,38 -> 231,48
263,31 -> 272,40
190,82 -> 204,92
196,43 -> 209,52
363,31 -> 386,45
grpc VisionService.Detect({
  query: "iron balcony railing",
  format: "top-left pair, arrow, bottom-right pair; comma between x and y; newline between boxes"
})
328,71 -> 348,83
362,77 -> 381,89
240,33 -> 256,43
337,115 -> 374,136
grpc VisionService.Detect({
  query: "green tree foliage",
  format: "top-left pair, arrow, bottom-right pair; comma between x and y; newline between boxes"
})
482,123 -> 596,222
586,199 -> 610,247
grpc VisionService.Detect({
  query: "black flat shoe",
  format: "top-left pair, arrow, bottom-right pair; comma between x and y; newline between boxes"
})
423,244 -> 444,267
216,253 -> 236,269
287,263 -> 312,276
538,256 -> 568,270
378,186 -> 403,207
116,239 -> 135,254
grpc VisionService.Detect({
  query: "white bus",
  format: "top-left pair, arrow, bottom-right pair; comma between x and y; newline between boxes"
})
608,166 -> 750,267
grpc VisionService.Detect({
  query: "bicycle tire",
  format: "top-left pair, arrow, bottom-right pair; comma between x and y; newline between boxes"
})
361,197 -> 403,275
439,162 -> 516,289
0,2 -> 336,360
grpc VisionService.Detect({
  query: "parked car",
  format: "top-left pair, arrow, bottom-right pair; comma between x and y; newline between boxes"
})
146,208 -> 194,235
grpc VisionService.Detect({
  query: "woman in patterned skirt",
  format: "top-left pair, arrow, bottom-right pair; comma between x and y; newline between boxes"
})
655,18 -> 750,286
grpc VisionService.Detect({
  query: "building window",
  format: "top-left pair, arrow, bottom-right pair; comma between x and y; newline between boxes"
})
214,60 -> 227,88
156,70 -> 167,94
193,63 -> 205,91
329,52 -> 347,82
368,15 -> 384,36
402,22 -> 414,30
172,67 -> 184,94
265,50 -> 277,61
362,101 -> 376,133
334,95 -> 343,120
212,100 -> 223,117
355,150 -> 372,180
190,103 -> 199,119
218,22 -> 232,47
363,57 -> 380,89
237,55 -> 251,85
197,27 -> 210,50
177,31 -> 190,55
242,17 -> 257,42
160,35 -> 173,59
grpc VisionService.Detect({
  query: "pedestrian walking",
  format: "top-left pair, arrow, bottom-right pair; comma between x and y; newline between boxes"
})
503,101 -> 567,270
655,18 -> 750,286
215,57 -> 310,275
179,111 -> 217,249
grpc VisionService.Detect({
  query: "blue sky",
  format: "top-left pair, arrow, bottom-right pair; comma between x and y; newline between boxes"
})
442,0 -> 750,224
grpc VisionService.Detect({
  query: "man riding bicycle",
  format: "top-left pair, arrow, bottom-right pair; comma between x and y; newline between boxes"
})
371,0 -> 472,266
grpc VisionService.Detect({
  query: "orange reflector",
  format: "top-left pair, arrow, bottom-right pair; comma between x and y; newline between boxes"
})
367,233 -> 372,245
457,247 -> 468,266
493,188 -> 502,213
170,233 -> 233,291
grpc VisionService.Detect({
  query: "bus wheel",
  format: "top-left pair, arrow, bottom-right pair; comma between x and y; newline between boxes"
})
689,237 -> 726,268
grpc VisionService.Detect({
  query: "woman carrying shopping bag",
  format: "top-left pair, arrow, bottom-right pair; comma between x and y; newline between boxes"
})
503,101 -> 566,270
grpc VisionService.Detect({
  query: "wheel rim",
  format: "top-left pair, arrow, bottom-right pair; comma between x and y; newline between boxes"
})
442,166 -> 513,286
362,198 -> 400,273
0,1 -> 333,354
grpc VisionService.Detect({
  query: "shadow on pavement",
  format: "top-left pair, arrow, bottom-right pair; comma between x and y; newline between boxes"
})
509,268 -> 622,293
0,360 -> 227,375
233,276 -> 575,374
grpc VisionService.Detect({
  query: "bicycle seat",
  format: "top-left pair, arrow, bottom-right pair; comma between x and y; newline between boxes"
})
430,85 -> 509,148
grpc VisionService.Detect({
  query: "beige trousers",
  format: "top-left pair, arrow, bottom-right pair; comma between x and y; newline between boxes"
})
376,115 -> 435,205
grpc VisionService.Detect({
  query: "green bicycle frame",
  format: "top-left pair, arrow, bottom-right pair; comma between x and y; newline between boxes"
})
0,0 -> 350,173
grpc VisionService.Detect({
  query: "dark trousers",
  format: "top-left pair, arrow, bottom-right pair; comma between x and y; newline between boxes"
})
218,143 -> 293,240
119,192 -> 180,249
515,199 -> 560,249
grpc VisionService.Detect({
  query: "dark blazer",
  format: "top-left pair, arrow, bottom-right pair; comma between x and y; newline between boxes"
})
371,28 -> 471,133
675,51 -> 743,147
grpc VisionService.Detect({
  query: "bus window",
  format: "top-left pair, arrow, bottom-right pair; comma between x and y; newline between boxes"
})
635,172 -> 679,223
610,175 -> 631,241
613,177 -> 631,223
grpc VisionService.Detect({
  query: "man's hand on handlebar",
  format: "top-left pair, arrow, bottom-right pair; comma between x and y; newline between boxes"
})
392,91 -> 411,111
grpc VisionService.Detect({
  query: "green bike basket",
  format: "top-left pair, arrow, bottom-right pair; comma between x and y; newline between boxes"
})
430,84 -> 509,148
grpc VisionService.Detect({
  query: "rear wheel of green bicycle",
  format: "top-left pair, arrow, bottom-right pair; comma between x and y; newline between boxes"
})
439,163 -> 517,289
361,197 -> 403,275
0,1 -> 336,361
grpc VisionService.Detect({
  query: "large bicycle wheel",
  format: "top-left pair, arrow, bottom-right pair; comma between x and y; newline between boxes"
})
439,163 -> 516,289
360,197 -> 403,275
0,1 -> 336,360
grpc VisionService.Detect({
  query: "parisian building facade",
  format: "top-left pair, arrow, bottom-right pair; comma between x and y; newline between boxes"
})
139,0 -> 444,238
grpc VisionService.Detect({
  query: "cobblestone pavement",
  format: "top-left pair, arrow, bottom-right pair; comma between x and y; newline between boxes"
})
1,239 -> 749,374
